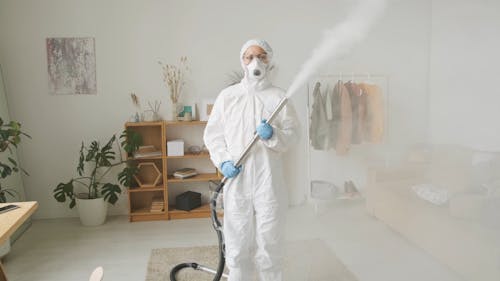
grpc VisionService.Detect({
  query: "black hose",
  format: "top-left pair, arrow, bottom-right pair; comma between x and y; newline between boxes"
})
210,182 -> 225,280
169,263 -> 199,280
170,182 -> 226,281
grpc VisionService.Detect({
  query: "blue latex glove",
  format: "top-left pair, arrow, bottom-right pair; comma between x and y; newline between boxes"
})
220,160 -> 241,178
256,119 -> 273,140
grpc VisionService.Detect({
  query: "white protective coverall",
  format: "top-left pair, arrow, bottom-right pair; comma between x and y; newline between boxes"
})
203,39 -> 299,281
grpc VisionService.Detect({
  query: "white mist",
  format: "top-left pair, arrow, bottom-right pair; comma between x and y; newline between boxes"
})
286,0 -> 387,98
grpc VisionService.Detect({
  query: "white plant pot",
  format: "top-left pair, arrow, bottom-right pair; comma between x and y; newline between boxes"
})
0,239 -> 10,258
76,196 -> 108,226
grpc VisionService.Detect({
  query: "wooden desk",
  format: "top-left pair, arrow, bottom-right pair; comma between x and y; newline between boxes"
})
0,201 -> 38,281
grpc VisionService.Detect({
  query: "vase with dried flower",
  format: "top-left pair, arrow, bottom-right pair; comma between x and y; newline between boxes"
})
145,100 -> 162,121
159,56 -> 189,121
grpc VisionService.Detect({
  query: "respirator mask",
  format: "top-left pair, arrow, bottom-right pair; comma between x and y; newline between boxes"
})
245,57 -> 268,81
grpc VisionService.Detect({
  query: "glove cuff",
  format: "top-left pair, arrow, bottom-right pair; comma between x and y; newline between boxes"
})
220,160 -> 231,170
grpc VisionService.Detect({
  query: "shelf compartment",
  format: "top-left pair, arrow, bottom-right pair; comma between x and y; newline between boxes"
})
128,186 -> 164,193
125,121 -> 163,127
124,123 -> 164,157
168,203 -> 211,219
134,162 -> 163,188
167,173 -> 221,183
166,152 -> 210,159
129,191 -> 166,222
129,155 -> 163,160
130,207 -> 166,216
165,121 -> 207,127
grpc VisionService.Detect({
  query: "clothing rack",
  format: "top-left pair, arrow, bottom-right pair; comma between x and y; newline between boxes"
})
305,73 -> 389,202
307,73 -> 390,146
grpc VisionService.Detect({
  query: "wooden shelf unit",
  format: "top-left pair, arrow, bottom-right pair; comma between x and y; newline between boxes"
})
125,122 -> 168,222
124,120 -> 221,222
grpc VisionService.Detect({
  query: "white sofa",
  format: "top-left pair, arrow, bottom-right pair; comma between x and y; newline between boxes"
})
365,145 -> 500,281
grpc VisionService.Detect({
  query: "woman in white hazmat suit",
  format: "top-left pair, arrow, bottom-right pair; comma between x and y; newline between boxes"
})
203,39 -> 299,281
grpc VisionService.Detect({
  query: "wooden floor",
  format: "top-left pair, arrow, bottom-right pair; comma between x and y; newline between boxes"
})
2,202 -> 461,281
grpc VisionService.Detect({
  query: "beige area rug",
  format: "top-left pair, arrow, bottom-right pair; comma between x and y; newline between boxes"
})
146,239 -> 358,281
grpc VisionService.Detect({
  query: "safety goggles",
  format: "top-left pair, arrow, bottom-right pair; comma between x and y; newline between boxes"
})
242,53 -> 268,64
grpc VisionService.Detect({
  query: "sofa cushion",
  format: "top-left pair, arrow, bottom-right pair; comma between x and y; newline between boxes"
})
411,183 -> 449,206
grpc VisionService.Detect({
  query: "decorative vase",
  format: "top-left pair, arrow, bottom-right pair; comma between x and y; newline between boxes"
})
152,112 -> 160,121
171,101 -> 178,121
76,195 -> 108,226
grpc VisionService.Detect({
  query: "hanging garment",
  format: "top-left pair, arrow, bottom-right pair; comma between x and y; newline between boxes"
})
359,83 -> 384,143
329,80 -> 352,155
325,81 -> 339,149
357,83 -> 368,142
309,82 -> 330,150
324,84 -> 333,121
344,81 -> 364,144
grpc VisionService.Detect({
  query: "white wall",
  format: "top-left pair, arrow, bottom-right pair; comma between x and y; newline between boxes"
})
429,0 -> 500,151
0,0 -> 431,219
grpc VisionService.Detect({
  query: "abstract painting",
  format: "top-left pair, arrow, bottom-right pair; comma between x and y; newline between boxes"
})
46,37 -> 96,95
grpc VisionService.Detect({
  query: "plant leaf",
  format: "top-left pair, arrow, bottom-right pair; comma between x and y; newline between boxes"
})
53,180 -> 75,209
7,157 -> 17,167
77,142 -> 85,176
98,135 -> 116,167
9,121 -> 20,131
3,189 -> 18,199
118,164 -> 139,187
69,198 -> 76,209
102,183 -> 121,205
86,141 -> 99,161
120,129 -> 142,155
20,167 -> 29,176
0,162 -> 12,178
53,182 -> 67,202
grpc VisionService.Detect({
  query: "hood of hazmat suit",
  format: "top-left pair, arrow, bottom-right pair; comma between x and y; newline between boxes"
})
203,39 -> 300,281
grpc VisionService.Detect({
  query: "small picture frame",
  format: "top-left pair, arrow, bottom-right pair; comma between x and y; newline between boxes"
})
190,103 -> 197,121
179,103 -> 197,121
200,99 -> 215,121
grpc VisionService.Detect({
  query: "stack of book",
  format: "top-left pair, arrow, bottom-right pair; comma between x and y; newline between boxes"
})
150,197 -> 164,213
134,145 -> 162,159
173,168 -> 198,179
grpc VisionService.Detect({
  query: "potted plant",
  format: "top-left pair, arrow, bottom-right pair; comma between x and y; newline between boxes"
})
52,130 -> 141,226
0,117 -> 30,202
0,117 -> 30,256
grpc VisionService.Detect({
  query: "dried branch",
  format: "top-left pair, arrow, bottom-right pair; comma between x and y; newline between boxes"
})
158,56 -> 189,104
130,92 -> 140,109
